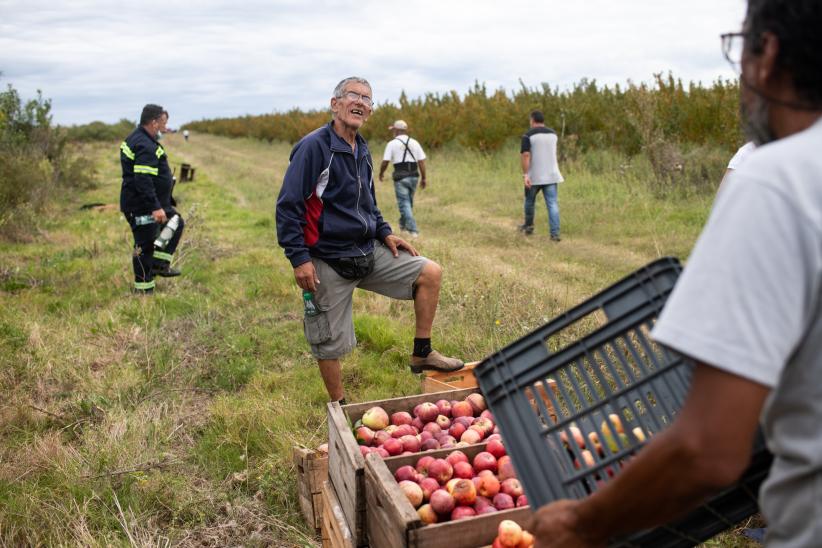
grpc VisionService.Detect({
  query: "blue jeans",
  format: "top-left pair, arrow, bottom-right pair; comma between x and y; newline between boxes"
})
524,184 -> 560,237
394,176 -> 419,233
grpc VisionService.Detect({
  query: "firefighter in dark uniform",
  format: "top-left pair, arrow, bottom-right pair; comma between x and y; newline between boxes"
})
120,104 -> 184,293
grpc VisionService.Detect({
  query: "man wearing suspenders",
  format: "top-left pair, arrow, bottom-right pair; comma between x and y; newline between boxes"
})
379,120 -> 427,238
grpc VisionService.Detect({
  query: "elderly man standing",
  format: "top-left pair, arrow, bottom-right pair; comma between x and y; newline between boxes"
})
276,77 -> 464,404
528,0 -> 822,546
378,120 -> 427,238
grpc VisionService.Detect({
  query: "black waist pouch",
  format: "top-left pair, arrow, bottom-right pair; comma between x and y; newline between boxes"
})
323,252 -> 375,280
392,161 -> 419,181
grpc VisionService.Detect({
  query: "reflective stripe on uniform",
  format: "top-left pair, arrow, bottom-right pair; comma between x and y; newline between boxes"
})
121,141 -> 135,160
154,251 -> 173,262
134,165 -> 159,175
155,146 -> 165,159
134,280 -> 156,290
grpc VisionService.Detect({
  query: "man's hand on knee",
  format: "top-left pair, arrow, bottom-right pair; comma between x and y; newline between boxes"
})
384,234 -> 418,257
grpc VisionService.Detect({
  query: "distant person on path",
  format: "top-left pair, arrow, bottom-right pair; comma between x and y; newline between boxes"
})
378,120 -> 427,238
276,77 -> 464,404
528,0 -> 822,546
519,110 -> 563,241
183,129 -> 189,142
119,104 -> 184,294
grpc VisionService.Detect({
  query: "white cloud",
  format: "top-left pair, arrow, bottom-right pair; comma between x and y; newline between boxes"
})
0,0 -> 747,125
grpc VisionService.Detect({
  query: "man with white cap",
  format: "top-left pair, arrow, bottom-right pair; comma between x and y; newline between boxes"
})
379,120 -> 427,238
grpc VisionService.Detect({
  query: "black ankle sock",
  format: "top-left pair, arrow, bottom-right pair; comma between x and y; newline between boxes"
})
337,398 -> 346,406
413,338 -> 432,358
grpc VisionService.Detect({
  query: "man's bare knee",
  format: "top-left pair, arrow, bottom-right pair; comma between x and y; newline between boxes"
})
417,261 -> 442,287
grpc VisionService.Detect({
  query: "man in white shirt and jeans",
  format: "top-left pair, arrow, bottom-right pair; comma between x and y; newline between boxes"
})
529,0 -> 822,546
519,110 -> 564,241
379,120 -> 427,238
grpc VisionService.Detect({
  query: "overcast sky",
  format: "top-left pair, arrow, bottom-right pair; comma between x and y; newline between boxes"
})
1,0 -> 747,127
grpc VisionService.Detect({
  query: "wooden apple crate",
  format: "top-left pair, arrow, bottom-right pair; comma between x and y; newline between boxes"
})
321,480 -> 354,548
327,387 -> 479,547
364,445 -> 534,548
421,361 -> 480,393
293,445 -> 328,530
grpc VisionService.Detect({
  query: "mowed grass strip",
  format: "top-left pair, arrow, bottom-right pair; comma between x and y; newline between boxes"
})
0,132 -> 757,546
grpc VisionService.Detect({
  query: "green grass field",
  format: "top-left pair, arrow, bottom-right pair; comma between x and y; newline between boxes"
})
0,132 -> 761,546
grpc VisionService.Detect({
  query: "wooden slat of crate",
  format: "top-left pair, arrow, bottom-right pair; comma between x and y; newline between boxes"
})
293,446 -> 328,530
421,361 -> 480,392
365,450 -> 534,548
326,387 -> 479,547
321,480 -> 354,548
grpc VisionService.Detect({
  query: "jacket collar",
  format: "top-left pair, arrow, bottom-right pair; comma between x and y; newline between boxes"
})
138,125 -> 160,145
327,121 -> 369,158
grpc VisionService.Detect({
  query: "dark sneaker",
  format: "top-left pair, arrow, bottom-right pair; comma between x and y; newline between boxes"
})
410,350 -> 465,374
550,234 -> 561,242
518,224 -> 534,236
152,265 -> 181,277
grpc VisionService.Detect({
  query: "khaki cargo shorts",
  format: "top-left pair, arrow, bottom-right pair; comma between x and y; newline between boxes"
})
303,241 -> 428,359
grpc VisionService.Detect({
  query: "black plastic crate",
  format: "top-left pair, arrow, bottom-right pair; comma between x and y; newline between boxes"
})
474,257 -> 773,547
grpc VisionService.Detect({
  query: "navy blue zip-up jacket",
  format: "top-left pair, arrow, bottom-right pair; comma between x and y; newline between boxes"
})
276,122 -> 392,268
119,126 -> 174,214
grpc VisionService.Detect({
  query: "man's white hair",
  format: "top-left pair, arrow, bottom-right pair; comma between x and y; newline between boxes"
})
333,77 -> 371,98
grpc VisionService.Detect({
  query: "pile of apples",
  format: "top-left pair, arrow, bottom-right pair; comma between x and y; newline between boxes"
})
560,414 -> 650,477
353,393 -> 498,458
491,520 -> 535,548
394,443 -> 528,524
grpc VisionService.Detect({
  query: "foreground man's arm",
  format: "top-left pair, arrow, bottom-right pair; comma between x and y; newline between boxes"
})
529,363 -> 769,547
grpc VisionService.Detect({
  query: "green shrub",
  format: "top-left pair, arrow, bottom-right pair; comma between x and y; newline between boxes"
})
62,119 -> 135,143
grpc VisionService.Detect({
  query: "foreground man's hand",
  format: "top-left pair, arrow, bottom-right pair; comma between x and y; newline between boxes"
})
529,500 -> 605,548
384,234 -> 418,257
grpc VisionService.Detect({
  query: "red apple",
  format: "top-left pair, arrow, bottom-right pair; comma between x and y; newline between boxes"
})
394,465 -> 417,483
480,409 -> 495,421
477,504 -> 499,515
448,478 -> 477,506
448,422 -> 467,439
473,451 -> 498,473
416,402 -> 439,423
355,426 -> 375,446
453,461 -> 474,479
391,411 -> 413,426
417,503 -> 438,524
487,438 -> 507,459
466,393 -> 487,414
518,530 -> 535,547
361,406 -> 389,430
473,417 -> 495,436
451,401 -> 473,418
435,415 -> 451,430
383,437 -> 403,456
400,434 -> 421,453
497,455 -> 516,481
454,416 -> 475,428
460,428 -> 482,445
516,494 -> 528,507
420,430 -> 434,443
420,477 -> 440,501
375,447 -> 390,458
429,489 -> 455,515
497,519 -> 523,547
476,470 -> 501,497
500,478 -> 523,498
493,492 -> 515,511
411,417 -> 425,431
421,439 -> 441,451
359,446 -> 371,457
445,450 -> 469,467
435,399 -> 452,417
427,458 -> 453,484
451,505 -> 477,520
399,480 -> 424,508
416,455 -> 434,475
373,430 -> 391,446
422,422 -> 442,435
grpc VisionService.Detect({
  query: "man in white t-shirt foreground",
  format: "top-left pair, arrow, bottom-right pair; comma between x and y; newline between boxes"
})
528,1 -> 822,546
379,120 -> 427,238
